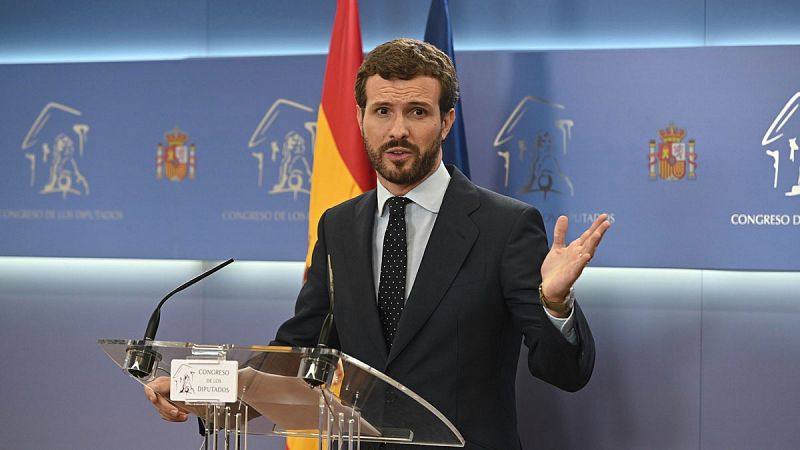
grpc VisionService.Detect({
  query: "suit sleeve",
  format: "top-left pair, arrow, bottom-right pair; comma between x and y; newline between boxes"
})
271,210 -> 340,349
501,206 -> 595,392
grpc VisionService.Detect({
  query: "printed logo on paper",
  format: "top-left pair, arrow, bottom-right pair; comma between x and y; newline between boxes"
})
170,359 -> 237,404
172,363 -> 196,395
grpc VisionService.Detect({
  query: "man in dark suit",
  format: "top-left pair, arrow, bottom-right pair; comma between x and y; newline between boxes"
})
147,38 -> 609,449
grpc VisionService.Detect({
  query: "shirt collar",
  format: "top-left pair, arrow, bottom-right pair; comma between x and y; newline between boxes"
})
376,162 -> 451,216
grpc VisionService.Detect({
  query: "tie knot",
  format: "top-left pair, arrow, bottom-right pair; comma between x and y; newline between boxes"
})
386,197 -> 411,216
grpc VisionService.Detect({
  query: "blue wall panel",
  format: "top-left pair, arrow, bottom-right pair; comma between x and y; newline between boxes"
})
707,0 -> 800,45
0,0 -> 209,62
3,0 -> 800,63
700,271 -> 800,449
3,46 -> 799,270
517,269 -> 704,449
3,259 -> 798,449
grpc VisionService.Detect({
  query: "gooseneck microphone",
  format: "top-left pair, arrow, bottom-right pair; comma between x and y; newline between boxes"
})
316,254 -> 336,348
143,258 -> 235,342
300,255 -> 339,387
125,258 -> 234,379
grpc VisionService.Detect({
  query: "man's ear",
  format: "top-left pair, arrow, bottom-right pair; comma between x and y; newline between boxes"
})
356,106 -> 364,133
441,108 -> 456,139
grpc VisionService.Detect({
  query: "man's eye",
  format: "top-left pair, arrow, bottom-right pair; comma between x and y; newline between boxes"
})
412,108 -> 427,116
375,107 -> 389,115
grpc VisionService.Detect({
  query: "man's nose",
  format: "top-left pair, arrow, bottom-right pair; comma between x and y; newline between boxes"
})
388,115 -> 409,141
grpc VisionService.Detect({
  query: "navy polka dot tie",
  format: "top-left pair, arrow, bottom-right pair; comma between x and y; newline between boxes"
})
378,196 -> 412,350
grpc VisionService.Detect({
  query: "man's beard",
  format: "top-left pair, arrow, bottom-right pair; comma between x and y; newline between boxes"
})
364,133 -> 442,186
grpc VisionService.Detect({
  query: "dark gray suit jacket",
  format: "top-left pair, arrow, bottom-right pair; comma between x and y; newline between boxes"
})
273,166 -> 595,449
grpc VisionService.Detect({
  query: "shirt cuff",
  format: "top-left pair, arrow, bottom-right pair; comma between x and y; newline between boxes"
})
544,306 -> 578,345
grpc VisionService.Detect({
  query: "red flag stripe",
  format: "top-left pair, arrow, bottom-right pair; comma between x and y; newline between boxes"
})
319,0 -> 372,193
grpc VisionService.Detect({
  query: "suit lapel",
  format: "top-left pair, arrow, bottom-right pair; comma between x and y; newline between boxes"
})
342,191 -> 390,365
387,168 -> 480,365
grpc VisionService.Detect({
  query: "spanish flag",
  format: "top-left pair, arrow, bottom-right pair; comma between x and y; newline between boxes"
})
287,2 -> 371,447
304,0 -> 374,271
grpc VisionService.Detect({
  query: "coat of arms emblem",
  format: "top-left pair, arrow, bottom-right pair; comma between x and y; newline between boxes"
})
157,127 -> 196,181
649,124 -> 697,181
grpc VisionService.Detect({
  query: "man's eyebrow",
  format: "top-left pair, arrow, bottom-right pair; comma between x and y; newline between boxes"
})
369,100 -> 433,107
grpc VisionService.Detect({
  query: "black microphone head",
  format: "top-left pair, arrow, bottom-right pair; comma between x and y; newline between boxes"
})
143,309 -> 160,342
124,344 -> 161,380
299,347 -> 338,388
316,313 -> 334,348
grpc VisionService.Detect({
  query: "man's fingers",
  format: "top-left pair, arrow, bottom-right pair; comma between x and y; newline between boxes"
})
577,214 -> 608,243
551,215 -> 568,248
144,385 -> 158,404
587,217 -> 611,247
145,377 -> 190,422
155,396 -> 189,422
575,214 -> 610,246
581,218 -> 611,256
160,409 -> 189,422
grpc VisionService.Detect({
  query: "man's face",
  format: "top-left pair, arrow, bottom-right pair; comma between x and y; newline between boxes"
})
358,75 -> 454,195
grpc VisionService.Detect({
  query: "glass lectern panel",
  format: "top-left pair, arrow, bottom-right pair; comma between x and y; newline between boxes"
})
99,339 -> 464,447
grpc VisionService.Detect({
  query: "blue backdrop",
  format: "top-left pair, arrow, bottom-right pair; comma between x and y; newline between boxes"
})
2,46 -> 799,270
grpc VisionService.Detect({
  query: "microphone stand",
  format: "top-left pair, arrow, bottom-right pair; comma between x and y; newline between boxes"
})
124,259 -> 235,379
299,255 -> 339,388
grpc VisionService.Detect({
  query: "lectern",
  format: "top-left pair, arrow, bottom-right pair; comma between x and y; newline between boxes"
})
99,339 -> 465,449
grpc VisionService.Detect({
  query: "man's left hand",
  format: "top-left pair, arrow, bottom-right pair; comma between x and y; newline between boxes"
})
540,214 -> 611,316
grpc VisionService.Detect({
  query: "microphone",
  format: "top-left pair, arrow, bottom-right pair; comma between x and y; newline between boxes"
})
299,255 -> 339,387
316,254 -> 336,348
143,258 -> 234,342
125,258 -> 234,379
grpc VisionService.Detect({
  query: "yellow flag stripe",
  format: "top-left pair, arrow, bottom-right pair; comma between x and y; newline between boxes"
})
306,106 -> 364,267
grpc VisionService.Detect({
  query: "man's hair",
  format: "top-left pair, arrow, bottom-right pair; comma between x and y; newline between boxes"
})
355,38 -> 459,117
